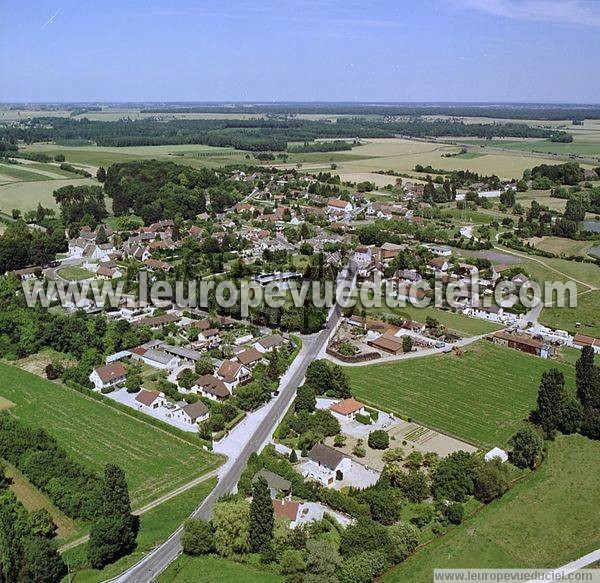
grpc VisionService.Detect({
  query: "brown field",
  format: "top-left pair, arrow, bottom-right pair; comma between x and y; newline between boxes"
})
5,464 -> 78,540
0,396 -> 14,410
525,236 -> 593,257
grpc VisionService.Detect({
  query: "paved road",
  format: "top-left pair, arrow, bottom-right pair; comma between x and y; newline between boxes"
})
115,270 -> 354,582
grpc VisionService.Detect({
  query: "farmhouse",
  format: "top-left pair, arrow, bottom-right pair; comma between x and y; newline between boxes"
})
368,334 -> 403,355
11,267 -> 40,280
491,331 -> 553,359
135,313 -> 181,329
428,257 -> 450,273
330,398 -> 366,420
89,362 -> 127,391
304,444 -> 352,487
573,333 -> 600,354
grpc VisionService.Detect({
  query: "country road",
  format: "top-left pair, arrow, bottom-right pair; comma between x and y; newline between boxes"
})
114,268 -> 355,582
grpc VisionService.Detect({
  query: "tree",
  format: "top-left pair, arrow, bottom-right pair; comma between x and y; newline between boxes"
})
195,357 -> 214,376
28,508 -> 57,538
249,477 -> 274,554
432,451 -> 476,502
339,550 -> 388,583
267,347 -> 281,382
444,502 -> 464,525
182,519 -> 213,555
295,384 -> 316,413
305,539 -> 342,582
386,522 -> 419,563
357,487 -> 402,525
95,225 -> 109,245
289,449 -> 298,463
19,536 -> 66,583
474,459 -> 510,503
367,430 -> 389,450
535,369 -> 567,436
402,336 -> 413,353
557,396 -> 583,434
96,166 -> 107,182
581,408 -> 600,440
510,426 -> 543,469
576,346 -> 600,410
212,499 -> 250,557
87,464 -> 136,568
280,548 -> 305,577
334,434 -> 347,448
125,371 -> 141,394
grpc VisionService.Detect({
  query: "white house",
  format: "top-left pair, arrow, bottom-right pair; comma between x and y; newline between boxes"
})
327,198 -> 353,215
89,362 -> 127,391
217,360 -> 251,391
129,347 -> 179,370
329,398 -> 366,420
485,447 -> 508,463
169,401 -> 209,426
253,334 -> 285,354
304,444 -> 352,487
135,389 -> 167,410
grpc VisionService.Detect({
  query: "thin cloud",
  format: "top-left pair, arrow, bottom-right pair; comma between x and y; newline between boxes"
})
455,0 -> 600,28
41,11 -> 59,30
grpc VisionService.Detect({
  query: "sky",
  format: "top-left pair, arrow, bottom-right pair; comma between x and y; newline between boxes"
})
1,0 -> 599,103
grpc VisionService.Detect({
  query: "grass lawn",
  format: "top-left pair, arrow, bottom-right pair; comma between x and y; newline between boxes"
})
0,362 -> 221,507
56,266 -> 94,281
540,290 -> 600,337
383,434 -> 600,581
345,341 -> 575,447
63,478 -> 217,583
158,554 -> 283,583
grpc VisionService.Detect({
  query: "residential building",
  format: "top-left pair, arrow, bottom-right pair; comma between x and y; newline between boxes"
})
304,444 -> 352,487
329,398 -> 366,420
89,362 -> 127,391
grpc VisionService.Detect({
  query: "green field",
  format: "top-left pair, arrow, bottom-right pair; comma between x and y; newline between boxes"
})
57,266 -> 95,281
0,177 -> 97,212
64,478 -> 217,583
0,163 -> 51,182
158,555 -> 283,583
0,362 -> 221,506
345,341 -> 575,447
540,290 -> 600,337
384,434 -> 600,581
363,303 -> 502,337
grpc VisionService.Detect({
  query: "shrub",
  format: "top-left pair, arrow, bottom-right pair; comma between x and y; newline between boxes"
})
367,430 -> 389,450
182,519 -> 214,555
444,502 -> 464,525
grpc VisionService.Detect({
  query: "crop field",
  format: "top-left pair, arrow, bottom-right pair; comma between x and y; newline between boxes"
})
159,555 -> 283,583
345,341 -> 575,447
0,177 -> 98,212
384,434 -> 600,581
0,362 -> 221,506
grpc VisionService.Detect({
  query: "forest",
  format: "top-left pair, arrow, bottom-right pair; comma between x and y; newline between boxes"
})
0,117 -> 568,151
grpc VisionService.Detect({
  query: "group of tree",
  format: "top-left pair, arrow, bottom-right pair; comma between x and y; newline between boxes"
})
533,347 -> 600,440
0,462 -> 67,583
0,219 -> 66,274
